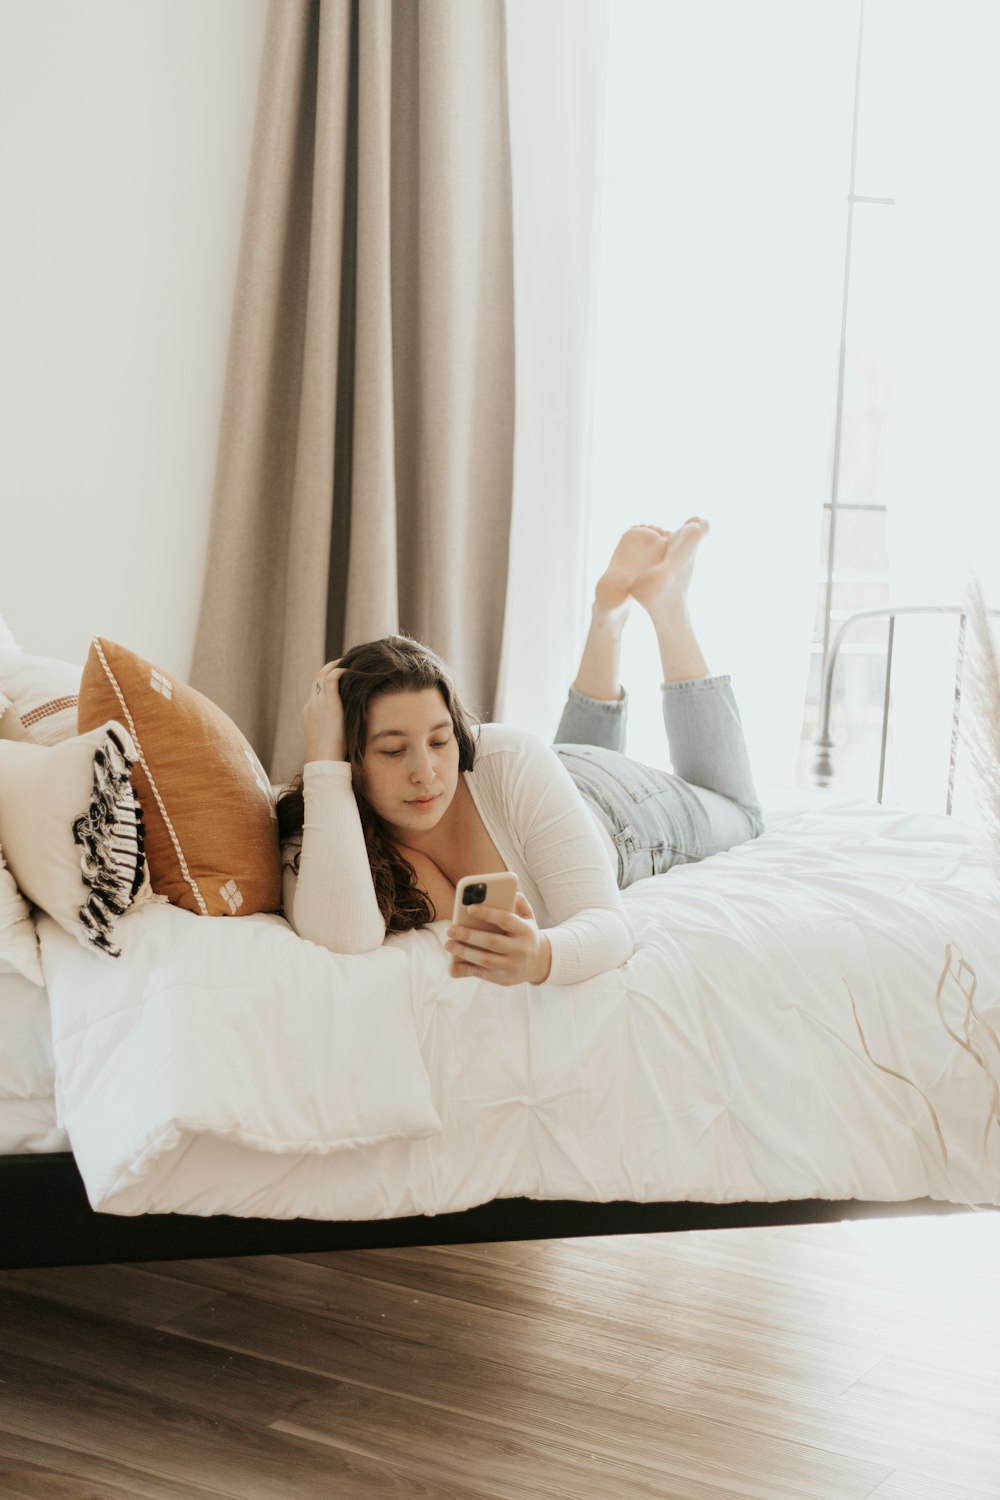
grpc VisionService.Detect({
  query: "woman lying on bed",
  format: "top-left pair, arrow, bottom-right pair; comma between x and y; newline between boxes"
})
276,519 -> 764,987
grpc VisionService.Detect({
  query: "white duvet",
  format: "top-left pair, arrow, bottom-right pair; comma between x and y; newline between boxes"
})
0,969 -> 68,1154
38,787 -> 1000,1220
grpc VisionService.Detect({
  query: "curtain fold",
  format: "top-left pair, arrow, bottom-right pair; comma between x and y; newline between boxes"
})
191,0 -> 515,783
494,0 -> 608,742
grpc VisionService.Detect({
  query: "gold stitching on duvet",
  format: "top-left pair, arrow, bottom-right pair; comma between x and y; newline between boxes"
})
846,980 -> 949,1164
933,944 -> 1000,1155
847,944 -> 1000,1179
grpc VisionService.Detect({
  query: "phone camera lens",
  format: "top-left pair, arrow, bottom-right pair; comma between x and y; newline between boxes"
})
462,883 -> 487,906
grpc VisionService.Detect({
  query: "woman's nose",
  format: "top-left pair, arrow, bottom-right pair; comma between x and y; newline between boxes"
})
411,751 -> 435,783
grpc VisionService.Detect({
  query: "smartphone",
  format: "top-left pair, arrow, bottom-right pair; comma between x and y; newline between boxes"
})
452,872 -> 519,934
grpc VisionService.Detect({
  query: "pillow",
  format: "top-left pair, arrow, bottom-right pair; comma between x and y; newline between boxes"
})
0,644 -> 82,746
77,637 -> 281,916
0,722 -> 153,959
0,841 -> 44,986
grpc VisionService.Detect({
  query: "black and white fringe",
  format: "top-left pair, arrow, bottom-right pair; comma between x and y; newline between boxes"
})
72,724 -> 147,958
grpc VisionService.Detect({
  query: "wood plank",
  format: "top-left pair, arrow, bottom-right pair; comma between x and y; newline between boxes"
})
274,1381 -> 890,1500
0,1348 -> 489,1500
0,1430 -> 230,1500
831,1357 -> 1000,1496
0,1459 -> 142,1500
435,1236 -> 552,1264
848,1351 -> 1000,1416
290,1244 -> 887,1391
614,1347 -> 1000,1496
0,1285 -> 335,1427
516,1222 -> 950,1298
146,1252 -> 660,1392
0,1262 -> 219,1325
163,1288 -> 563,1396
866,1470 -> 997,1500
163,1288 -> 889,1500
495,1226 -> 1000,1361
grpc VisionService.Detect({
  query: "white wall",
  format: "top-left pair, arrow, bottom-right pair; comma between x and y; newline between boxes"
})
0,0 -> 269,672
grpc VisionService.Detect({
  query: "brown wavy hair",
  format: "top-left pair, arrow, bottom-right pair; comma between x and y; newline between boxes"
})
276,634 -> 481,933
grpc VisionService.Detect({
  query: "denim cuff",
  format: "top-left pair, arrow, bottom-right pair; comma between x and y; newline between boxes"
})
565,682 -> 629,712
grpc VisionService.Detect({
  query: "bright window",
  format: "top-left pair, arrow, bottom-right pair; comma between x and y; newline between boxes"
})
588,0 -> 1000,813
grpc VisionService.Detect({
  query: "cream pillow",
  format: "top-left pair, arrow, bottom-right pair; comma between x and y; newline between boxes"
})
0,722 -> 153,958
77,638 -> 281,916
0,644 -> 82,746
0,684 -> 38,980
0,841 -> 43,985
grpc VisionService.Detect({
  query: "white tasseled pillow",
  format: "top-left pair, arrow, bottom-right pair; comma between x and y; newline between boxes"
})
0,722 -> 157,959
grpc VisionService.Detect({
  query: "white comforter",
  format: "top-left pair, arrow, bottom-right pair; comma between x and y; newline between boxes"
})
39,788 -> 1000,1219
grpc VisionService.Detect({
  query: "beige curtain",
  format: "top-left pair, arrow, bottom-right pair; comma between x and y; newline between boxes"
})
191,0 -> 515,783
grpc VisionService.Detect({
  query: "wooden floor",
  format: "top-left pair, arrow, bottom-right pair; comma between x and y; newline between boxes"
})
1,1213 -> 999,1499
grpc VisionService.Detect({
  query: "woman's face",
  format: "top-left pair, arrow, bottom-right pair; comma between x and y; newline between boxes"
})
360,687 -> 461,840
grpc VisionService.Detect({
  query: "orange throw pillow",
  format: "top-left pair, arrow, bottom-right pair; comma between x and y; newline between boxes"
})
77,638 -> 281,916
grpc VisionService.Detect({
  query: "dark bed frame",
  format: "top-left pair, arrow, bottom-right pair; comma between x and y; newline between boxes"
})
2,1150 -> 980,1270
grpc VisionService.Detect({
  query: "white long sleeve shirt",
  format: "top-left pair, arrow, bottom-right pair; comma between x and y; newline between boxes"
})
282,722 -> 635,985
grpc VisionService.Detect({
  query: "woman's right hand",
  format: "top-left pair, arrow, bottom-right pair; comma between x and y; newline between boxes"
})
303,659 -> 347,762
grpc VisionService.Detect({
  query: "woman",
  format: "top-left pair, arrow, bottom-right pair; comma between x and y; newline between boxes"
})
278,519 -> 764,987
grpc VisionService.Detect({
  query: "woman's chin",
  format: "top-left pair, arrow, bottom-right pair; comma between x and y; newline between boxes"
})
388,793 -> 448,836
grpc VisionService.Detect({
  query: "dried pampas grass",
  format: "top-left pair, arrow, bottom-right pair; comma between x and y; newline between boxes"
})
960,574 -> 1000,886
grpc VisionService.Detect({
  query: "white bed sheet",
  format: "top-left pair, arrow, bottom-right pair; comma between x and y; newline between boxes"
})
38,786 -> 1000,1219
0,970 -> 69,1153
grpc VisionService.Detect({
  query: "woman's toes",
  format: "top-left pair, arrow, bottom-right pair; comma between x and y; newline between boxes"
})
630,517 -> 709,608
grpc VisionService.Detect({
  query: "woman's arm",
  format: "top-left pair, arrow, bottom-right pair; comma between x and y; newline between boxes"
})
455,731 -> 635,987
282,761 -> 386,953
516,741 -> 635,985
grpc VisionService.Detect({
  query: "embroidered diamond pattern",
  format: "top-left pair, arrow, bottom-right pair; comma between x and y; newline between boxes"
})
220,879 -> 243,914
150,670 -> 173,700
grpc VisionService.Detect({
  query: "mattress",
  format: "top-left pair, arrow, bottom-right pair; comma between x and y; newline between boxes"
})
0,969 -> 69,1154
34,783 -> 1000,1220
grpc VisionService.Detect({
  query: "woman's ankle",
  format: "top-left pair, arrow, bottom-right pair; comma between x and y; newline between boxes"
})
589,599 -> 630,631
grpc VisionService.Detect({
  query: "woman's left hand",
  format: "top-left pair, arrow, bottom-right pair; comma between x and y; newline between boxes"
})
445,893 -> 552,987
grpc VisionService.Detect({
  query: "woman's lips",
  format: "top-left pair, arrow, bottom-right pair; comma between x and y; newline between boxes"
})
407,795 -> 439,807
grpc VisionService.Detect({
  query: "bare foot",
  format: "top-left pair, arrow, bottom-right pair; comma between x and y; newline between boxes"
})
594,525 -> 670,611
630,517 -> 710,613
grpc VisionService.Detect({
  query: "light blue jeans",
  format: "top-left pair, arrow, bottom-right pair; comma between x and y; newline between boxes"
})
552,675 -> 765,889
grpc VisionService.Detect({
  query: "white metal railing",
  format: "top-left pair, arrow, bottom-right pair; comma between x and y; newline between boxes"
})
811,604 -> 1000,814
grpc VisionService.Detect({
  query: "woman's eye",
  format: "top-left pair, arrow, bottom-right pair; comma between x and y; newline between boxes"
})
382,739 -> 450,757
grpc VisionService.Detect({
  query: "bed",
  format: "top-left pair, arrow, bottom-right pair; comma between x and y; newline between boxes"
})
4,602 -> 1000,1271
3,773 -> 999,1270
